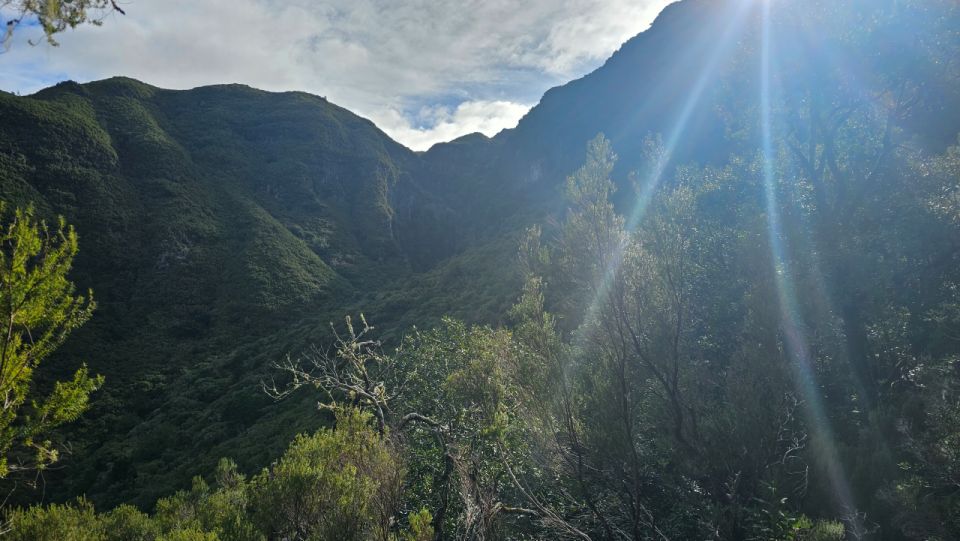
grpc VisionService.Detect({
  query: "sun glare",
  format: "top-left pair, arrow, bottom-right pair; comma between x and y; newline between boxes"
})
758,0 -> 861,526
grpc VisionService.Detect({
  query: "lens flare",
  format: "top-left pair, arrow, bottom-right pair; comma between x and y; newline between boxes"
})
759,0 -> 861,526
581,0 -> 754,330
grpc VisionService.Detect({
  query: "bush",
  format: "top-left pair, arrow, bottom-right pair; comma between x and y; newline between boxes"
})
250,407 -> 403,541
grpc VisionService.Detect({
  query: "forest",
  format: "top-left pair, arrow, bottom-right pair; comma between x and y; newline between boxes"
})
0,0 -> 959,539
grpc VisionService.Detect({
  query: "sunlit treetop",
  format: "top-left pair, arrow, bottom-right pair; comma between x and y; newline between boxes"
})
1,0 -> 125,48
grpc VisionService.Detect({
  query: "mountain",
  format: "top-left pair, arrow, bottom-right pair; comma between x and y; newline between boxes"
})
1,0 -> 958,516
0,76 -> 521,506
421,0 -> 960,237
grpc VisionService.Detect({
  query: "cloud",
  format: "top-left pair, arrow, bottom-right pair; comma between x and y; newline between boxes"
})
378,99 -> 532,151
0,0 -> 673,149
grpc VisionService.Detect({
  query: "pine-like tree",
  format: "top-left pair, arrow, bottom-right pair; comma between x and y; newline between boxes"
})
0,204 -> 101,482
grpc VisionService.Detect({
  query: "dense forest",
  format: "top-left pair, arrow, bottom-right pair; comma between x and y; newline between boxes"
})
1,0 -> 959,539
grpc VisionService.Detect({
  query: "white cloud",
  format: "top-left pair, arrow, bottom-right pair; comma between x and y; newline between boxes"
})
378,99 -> 532,151
0,0 -> 673,149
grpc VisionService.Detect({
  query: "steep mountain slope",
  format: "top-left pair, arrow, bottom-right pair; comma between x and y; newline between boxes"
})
0,77 -> 523,506
424,0 -> 960,234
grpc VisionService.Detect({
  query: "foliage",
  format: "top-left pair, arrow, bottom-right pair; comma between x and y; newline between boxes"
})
1,0 -> 125,47
250,407 -> 403,541
404,507 -> 434,541
4,407 -> 417,540
0,0 -> 959,539
0,204 -> 100,481
259,127 -> 960,539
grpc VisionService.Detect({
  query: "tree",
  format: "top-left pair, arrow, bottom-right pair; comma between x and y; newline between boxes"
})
267,315 -> 593,540
0,204 -> 101,483
1,0 -> 125,48
3,409 -> 432,540
251,407 -> 404,541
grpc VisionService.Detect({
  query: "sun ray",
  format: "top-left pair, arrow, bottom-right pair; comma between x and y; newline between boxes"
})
759,0 -> 861,526
579,0 -> 756,332
624,0 -> 755,233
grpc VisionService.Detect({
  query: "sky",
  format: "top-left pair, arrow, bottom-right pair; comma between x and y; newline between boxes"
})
0,0 -> 672,151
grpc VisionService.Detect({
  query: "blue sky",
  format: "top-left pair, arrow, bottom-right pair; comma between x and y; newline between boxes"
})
1,0 -> 672,150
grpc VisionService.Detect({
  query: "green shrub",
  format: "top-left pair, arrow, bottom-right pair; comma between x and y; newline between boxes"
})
250,407 -> 403,541
5,499 -> 103,541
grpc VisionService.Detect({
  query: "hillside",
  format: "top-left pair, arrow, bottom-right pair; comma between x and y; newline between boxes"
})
0,77 -> 522,506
